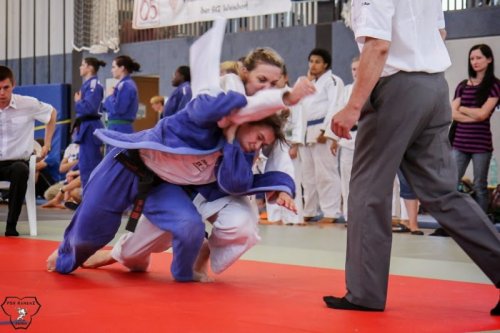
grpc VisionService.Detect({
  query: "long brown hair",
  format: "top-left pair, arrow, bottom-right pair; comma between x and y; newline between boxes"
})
247,113 -> 286,145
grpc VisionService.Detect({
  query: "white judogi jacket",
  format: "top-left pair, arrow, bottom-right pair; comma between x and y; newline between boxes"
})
294,70 -> 344,144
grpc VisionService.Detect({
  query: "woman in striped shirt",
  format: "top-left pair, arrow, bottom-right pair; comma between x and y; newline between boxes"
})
451,44 -> 500,212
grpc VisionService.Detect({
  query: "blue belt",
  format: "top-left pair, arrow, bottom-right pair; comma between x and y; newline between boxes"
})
306,117 -> 325,127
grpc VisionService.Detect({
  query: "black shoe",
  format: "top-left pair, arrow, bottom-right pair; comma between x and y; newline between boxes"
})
323,296 -> 383,312
429,227 -> 449,237
64,201 -> 79,211
392,223 -> 410,233
492,299 -> 500,316
5,228 -> 19,237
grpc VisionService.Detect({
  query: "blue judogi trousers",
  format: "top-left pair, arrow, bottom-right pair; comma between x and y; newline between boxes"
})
77,125 -> 103,188
55,148 -> 205,281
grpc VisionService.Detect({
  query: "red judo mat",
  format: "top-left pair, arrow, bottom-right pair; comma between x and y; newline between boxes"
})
0,238 -> 498,333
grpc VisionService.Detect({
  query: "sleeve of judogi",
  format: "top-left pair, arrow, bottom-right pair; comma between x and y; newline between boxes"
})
215,142 -> 254,195
322,76 -> 345,137
187,91 -> 247,127
288,102 -> 305,144
220,73 -> 287,125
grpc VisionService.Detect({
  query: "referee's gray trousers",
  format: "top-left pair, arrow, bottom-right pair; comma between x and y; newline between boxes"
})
345,71 -> 500,309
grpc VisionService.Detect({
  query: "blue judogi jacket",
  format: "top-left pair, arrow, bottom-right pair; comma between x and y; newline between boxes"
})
162,81 -> 192,118
74,76 -> 104,144
103,75 -> 139,122
95,91 -> 295,199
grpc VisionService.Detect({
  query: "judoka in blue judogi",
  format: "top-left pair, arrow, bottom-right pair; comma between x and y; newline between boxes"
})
102,56 -> 140,153
74,57 -> 107,187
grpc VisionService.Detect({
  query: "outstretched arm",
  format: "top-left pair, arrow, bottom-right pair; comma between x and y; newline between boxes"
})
219,77 -> 316,127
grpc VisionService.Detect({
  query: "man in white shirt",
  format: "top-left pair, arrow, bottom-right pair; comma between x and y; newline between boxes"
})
0,66 -> 56,236
325,1 -> 500,315
295,48 -> 344,223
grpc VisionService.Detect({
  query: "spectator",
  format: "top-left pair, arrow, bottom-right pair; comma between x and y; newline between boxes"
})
325,56 -> 360,224
0,65 -> 56,236
296,48 -> 344,223
103,55 -> 140,152
41,142 -> 80,209
451,44 -> 499,213
265,66 -> 306,225
34,139 -> 59,198
74,57 -> 106,188
149,95 -> 165,118
392,170 -> 424,235
162,66 -> 192,118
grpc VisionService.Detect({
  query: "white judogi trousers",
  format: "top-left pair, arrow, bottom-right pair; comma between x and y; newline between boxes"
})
112,194 -> 260,274
299,141 -> 341,218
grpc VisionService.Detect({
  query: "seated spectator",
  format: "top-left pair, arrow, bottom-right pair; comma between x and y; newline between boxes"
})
392,170 -> 424,235
41,142 -> 80,208
34,139 -> 58,198
42,170 -> 81,209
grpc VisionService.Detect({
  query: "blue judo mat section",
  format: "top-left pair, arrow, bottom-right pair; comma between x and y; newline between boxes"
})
14,84 -> 71,182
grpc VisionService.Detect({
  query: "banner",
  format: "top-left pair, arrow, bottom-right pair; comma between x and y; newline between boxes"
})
133,0 -> 292,29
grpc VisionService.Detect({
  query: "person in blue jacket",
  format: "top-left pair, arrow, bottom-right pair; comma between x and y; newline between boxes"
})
162,65 -> 192,118
74,57 -> 106,188
103,55 -> 140,152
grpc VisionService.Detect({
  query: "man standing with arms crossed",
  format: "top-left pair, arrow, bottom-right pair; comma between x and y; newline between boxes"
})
325,1 -> 500,315
0,66 -> 56,236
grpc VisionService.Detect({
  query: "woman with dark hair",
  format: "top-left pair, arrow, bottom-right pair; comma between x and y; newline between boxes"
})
452,44 -> 500,212
162,65 -> 192,118
103,55 -> 141,148
74,57 -> 106,187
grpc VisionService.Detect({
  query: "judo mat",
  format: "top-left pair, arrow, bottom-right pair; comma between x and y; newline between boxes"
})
0,238 -> 498,333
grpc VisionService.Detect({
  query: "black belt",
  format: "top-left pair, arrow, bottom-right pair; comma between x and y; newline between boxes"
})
114,150 -> 160,232
72,115 -> 102,132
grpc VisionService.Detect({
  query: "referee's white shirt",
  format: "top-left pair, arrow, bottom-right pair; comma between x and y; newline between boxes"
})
0,94 -> 53,161
351,0 -> 451,77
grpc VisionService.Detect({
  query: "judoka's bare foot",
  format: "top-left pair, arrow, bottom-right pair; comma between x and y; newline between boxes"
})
192,240 -> 213,282
41,201 -> 65,209
193,270 -> 214,283
82,250 -> 117,268
46,249 -> 58,272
